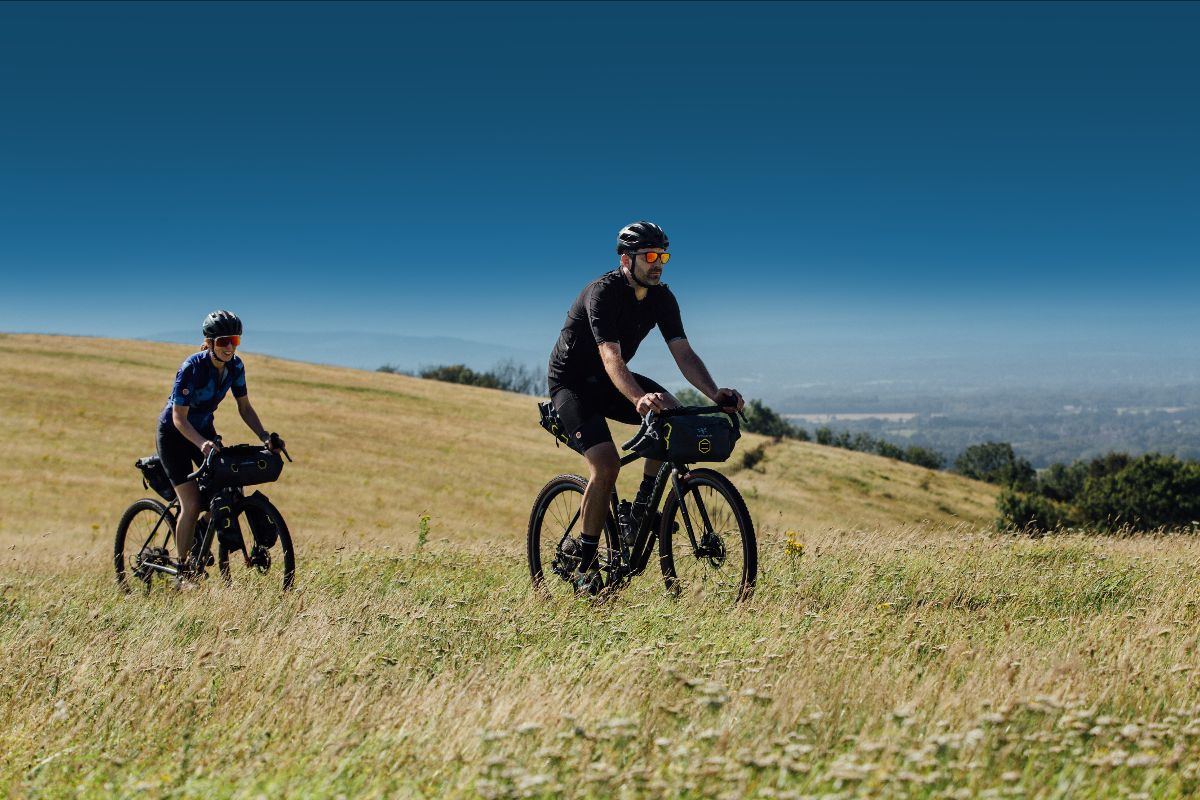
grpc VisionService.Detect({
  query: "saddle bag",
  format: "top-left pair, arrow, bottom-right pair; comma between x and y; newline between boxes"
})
243,492 -> 280,549
207,445 -> 284,489
135,455 -> 176,501
538,401 -> 586,454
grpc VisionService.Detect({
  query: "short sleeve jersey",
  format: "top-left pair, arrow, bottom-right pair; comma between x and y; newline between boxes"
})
158,351 -> 248,435
547,270 -> 686,386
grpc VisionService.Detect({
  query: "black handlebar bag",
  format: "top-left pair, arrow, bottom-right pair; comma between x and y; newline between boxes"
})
663,415 -> 740,462
625,414 -> 740,463
207,445 -> 284,489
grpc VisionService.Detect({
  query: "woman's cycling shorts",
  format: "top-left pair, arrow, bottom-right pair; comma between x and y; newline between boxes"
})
549,372 -> 668,454
156,418 -> 213,487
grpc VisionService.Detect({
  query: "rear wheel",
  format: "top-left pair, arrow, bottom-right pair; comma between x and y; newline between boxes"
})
114,498 -> 176,593
527,474 -> 617,597
218,503 -> 296,591
659,468 -> 757,602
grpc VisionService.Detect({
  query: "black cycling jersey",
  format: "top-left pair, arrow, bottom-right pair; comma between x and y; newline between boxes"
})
547,269 -> 686,387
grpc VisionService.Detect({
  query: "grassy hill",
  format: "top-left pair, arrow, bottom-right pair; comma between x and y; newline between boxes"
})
6,334 -> 1200,798
0,333 -> 997,557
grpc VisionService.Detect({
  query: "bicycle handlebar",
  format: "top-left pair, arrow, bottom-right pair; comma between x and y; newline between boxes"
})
184,437 -> 292,483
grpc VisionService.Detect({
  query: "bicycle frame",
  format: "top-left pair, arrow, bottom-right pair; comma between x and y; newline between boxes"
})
600,451 -> 703,586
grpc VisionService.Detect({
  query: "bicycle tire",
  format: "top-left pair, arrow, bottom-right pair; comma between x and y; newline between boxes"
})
527,474 -> 617,596
114,498 -> 176,593
659,468 -> 757,602
218,500 -> 296,591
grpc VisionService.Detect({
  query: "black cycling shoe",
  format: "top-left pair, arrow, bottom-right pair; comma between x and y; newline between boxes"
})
570,567 -> 602,596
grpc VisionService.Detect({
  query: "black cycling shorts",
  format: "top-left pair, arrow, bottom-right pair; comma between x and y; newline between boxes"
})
549,372 -> 668,454
156,419 -> 211,487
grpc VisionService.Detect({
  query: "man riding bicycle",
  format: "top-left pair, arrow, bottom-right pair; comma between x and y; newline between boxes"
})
547,221 -> 744,593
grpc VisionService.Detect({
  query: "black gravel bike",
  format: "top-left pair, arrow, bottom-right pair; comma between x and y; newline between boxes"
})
529,404 -> 757,602
114,439 -> 295,592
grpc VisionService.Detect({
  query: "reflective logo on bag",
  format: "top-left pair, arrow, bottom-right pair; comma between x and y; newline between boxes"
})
699,438 -> 711,454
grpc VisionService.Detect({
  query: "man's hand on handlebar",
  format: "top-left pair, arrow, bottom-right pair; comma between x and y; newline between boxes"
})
635,392 -> 676,416
200,439 -> 221,457
263,432 -> 286,454
713,388 -> 745,414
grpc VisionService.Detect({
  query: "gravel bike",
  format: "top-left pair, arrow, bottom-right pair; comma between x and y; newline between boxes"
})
529,404 -> 757,602
114,438 -> 295,592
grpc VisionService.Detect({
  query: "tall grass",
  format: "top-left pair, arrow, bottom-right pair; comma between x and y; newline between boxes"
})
5,527 -> 1200,797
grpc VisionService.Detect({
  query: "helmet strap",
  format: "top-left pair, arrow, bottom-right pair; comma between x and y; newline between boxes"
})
625,254 -> 656,290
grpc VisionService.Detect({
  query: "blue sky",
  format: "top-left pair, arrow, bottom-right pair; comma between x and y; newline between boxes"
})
2,1 -> 1197,389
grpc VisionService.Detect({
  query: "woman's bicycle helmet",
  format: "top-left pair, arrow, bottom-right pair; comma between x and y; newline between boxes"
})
202,310 -> 243,338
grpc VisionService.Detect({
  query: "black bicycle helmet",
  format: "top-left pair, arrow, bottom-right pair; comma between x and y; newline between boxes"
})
616,221 -> 669,254
201,310 -> 243,338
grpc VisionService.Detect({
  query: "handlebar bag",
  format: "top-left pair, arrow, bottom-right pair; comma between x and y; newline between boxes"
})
662,415 -> 740,462
135,456 -> 177,502
208,445 -> 284,489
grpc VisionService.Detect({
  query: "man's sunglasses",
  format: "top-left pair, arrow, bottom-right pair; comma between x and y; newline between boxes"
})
214,335 -> 240,348
640,251 -> 670,265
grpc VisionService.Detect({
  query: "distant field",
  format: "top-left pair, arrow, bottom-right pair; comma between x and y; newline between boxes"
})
19,335 -> 1200,797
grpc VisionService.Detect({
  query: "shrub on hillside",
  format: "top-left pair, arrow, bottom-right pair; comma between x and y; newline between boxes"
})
997,489 -> 1070,533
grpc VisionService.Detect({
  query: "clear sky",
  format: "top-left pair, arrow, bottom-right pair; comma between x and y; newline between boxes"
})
2,1 -> 1197,388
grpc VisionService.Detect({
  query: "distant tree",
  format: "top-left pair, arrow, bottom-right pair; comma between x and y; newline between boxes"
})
418,364 -> 502,390
376,364 -> 411,375
674,388 -> 707,407
490,359 -> 545,395
1086,452 -> 1133,480
955,442 -> 1036,491
875,440 -> 904,460
1074,454 -> 1200,531
1037,461 -> 1087,503
904,445 -> 946,470
815,427 -> 833,446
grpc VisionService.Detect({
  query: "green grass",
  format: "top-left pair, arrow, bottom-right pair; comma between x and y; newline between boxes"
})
5,528 -> 1200,798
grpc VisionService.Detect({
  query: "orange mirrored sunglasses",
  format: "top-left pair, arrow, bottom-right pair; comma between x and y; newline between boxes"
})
214,335 -> 240,348
641,251 -> 670,264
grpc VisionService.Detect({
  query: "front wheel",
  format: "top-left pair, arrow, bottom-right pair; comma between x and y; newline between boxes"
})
218,503 -> 296,591
659,468 -> 757,602
114,498 -> 177,593
527,474 -> 617,597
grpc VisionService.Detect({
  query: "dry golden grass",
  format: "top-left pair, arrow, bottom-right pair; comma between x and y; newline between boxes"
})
0,332 -> 997,561
11,334 -> 1196,797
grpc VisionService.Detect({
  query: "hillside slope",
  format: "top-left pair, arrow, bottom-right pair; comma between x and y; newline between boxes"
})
0,333 -> 996,556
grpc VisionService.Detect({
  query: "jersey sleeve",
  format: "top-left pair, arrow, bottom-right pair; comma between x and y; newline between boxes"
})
231,358 -> 248,398
169,360 -> 196,407
657,287 -> 687,343
586,280 -> 623,345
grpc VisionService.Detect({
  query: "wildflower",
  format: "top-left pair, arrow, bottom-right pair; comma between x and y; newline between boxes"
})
784,531 -> 806,557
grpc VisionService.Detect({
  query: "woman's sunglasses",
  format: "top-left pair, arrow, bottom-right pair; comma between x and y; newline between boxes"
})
214,335 -> 240,348
640,251 -> 670,265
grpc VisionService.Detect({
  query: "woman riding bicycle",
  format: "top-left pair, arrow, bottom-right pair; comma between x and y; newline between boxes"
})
156,310 -> 285,579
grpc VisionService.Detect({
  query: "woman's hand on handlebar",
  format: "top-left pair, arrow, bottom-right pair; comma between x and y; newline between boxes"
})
200,439 -> 221,457
713,388 -> 745,414
636,392 -> 676,416
264,432 -> 286,454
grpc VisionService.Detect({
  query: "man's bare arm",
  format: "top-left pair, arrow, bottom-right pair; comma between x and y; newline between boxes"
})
668,339 -> 744,412
599,342 -> 647,404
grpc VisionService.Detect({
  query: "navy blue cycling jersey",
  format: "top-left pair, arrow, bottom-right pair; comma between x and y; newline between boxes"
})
158,351 -> 247,435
